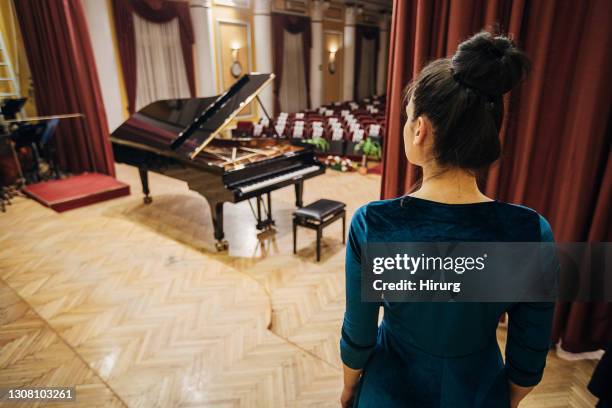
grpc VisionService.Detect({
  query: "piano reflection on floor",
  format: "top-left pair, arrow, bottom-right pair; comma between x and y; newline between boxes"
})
111,73 -> 325,250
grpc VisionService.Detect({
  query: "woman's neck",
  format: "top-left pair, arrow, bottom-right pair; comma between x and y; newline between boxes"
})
409,165 -> 493,204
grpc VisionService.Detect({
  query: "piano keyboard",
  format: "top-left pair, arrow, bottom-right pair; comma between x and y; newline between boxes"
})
237,165 -> 321,194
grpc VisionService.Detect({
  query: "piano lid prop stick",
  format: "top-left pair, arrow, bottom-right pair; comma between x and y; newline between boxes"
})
170,75 -> 251,150
256,95 -> 283,139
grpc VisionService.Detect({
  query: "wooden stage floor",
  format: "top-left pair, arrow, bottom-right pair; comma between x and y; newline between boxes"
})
0,164 -> 598,407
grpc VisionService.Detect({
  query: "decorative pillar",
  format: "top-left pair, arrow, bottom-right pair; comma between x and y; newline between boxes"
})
190,0 -> 217,96
309,0 -> 324,109
342,5 -> 356,102
253,0 -> 274,117
376,11 -> 390,96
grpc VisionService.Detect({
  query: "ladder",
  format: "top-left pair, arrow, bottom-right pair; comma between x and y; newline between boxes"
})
0,30 -> 19,98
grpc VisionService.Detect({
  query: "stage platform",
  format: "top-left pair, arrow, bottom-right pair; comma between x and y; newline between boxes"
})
23,173 -> 130,212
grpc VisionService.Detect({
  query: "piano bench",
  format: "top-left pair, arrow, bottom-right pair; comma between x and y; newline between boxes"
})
293,199 -> 346,262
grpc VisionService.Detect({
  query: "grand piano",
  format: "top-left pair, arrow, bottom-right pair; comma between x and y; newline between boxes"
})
111,73 -> 325,250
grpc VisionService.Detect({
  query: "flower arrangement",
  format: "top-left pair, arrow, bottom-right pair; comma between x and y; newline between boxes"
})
323,155 -> 358,172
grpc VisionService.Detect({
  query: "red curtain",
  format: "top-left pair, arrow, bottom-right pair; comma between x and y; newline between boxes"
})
271,13 -> 312,115
14,0 -> 115,176
111,0 -> 195,114
354,24 -> 380,100
382,0 -> 612,352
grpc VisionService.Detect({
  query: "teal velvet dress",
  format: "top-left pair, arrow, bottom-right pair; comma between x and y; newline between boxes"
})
340,196 -> 556,408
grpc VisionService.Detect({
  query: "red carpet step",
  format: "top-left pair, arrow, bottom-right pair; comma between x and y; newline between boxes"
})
23,173 -> 130,212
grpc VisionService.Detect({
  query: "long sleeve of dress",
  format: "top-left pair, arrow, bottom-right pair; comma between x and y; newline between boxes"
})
340,206 -> 381,369
504,215 -> 556,386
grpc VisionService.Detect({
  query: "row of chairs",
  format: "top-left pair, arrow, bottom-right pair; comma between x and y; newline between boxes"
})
235,96 -> 386,142
236,121 -> 384,142
268,121 -> 383,141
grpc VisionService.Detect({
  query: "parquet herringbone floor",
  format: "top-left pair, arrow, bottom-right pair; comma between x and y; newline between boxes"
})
0,163 -> 599,407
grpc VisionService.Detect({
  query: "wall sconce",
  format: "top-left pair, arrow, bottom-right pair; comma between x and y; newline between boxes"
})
230,42 -> 243,78
328,46 -> 337,74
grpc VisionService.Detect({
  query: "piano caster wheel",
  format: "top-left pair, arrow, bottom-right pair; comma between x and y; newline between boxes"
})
143,196 -> 153,204
215,240 -> 229,251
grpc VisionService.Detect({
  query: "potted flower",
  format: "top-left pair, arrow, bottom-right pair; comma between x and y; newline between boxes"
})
354,138 -> 382,174
303,136 -> 330,153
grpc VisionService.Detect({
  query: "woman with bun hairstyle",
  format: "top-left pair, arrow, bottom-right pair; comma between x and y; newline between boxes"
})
340,32 -> 556,407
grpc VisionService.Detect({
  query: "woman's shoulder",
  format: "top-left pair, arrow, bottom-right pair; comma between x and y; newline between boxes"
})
349,197 -> 407,238
352,197 -> 404,221
489,201 -> 555,241
497,201 -> 550,224
351,198 -> 555,242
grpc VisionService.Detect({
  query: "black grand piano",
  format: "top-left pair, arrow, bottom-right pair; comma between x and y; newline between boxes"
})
111,73 -> 325,250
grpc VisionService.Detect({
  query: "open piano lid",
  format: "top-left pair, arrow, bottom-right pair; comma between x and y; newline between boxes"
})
169,73 -> 274,159
111,73 -> 274,160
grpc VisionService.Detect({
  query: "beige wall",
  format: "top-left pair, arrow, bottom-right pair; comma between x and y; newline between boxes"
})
322,11 -> 345,104
211,4 -> 256,120
322,29 -> 343,104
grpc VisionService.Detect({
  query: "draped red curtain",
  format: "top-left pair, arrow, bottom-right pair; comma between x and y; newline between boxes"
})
382,0 -> 612,352
111,0 -> 195,114
354,24 -> 380,100
271,13 -> 312,115
14,0 -> 115,176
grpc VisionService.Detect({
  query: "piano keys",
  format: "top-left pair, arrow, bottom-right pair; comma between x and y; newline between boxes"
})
111,73 -> 325,250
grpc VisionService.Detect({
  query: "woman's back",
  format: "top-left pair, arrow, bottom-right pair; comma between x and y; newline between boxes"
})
342,197 -> 555,407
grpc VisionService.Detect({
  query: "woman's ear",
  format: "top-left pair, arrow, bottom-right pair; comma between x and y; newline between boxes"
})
413,116 -> 427,145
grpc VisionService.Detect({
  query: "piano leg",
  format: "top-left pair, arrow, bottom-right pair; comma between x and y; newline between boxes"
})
295,181 -> 304,208
211,201 -> 228,251
266,192 -> 273,225
138,167 -> 152,204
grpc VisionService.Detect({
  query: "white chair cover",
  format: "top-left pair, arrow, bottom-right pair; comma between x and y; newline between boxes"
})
353,129 -> 364,142
368,124 -> 380,137
332,128 -> 343,141
253,123 -> 264,136
293,126 -> 304,138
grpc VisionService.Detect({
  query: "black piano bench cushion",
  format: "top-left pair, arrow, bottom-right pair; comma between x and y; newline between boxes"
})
293,199 -> 346,221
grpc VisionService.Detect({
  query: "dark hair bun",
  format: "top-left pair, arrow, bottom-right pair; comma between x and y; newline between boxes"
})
451,31 -> 530,97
